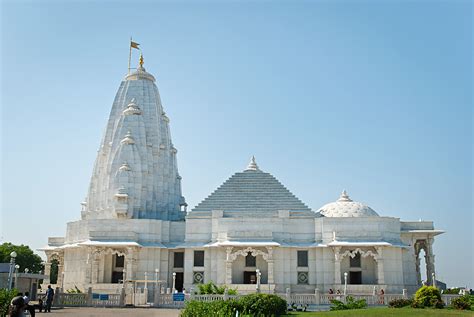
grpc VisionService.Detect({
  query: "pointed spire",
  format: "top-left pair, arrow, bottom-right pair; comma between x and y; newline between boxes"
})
337,189 -> 352,202
245,156 -> 259,171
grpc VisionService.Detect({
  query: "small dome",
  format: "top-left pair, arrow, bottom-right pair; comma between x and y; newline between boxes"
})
123,99 -> 142,116
318,190 -> 379,217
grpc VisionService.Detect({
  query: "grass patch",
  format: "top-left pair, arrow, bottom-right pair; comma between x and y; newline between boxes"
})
284,307 -> 473,316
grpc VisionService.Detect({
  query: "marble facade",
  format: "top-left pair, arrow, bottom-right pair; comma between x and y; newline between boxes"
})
42,56 -> 443,295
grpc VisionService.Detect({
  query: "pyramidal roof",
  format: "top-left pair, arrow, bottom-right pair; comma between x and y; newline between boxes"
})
191,157 -> 312,214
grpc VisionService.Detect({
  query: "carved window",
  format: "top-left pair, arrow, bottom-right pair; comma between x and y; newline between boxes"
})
245,253 -> 256,267
174,252 -> 184,268
194,251 -> 204,267
193,272 -> 204,284
297,272 -> 309,284
350,253 -> 361,268
297,251 -> 308,267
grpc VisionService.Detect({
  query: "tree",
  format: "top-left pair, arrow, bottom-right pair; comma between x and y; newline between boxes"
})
0,242 -> 44,273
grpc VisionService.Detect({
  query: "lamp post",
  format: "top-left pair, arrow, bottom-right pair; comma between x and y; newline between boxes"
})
8,251 -> 17,290
432,272 -> 436,287
61,271 -> 65,290
154,268 -> 159,293
343,272 -> 348,296
256,269 -> 261,293
122,268 -> 127,288
14,264 -> 20,289
24,268 -> 29,274
172,272 -> 176,293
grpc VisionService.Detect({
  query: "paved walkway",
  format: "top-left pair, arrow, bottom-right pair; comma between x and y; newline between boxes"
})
38,307 -> 181,316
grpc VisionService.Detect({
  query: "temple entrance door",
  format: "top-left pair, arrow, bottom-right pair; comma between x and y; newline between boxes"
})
244,271 -> 257,284
350,271 -> 362,284
175,272 -> 184,292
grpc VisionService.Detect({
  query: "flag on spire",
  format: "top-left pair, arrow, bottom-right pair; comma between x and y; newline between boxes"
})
131,40 -> 140,49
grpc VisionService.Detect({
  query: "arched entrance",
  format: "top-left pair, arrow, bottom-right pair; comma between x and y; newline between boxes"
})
225,247 -> 274,286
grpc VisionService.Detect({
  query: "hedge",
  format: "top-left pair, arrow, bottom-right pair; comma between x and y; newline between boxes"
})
181,293 -> 287,317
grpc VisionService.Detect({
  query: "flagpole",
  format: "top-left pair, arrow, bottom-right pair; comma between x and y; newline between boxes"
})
128,37 -> 132,74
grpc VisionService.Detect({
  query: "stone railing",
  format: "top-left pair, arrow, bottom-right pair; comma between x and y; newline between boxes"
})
441,294 -> 462,306
42,287 -> 463,309
285,293 -> 405,306
39,287 -> 125,308
57,293 -> 88,307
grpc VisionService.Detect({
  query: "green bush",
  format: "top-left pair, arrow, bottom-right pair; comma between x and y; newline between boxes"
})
0,288 -> 17,317
181,299 -> 240,317
388,298 -> 413,308
330,296 -> 367,311
451,295 -> 471,310
239,293 -> 287,316
197,281 -> 237,295
413,286 -> 444,309
180,293 -> 287,317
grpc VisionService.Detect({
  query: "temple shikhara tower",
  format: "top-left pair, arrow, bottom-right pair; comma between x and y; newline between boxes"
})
42,49 -> 443,300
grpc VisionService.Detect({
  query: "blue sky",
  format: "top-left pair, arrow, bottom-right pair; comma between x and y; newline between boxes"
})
1,0 -> 472,287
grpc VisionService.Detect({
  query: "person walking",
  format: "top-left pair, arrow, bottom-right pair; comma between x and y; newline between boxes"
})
45,285 -> 55,313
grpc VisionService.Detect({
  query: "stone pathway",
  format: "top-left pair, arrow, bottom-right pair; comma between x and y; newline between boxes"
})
38,307 -> 181,316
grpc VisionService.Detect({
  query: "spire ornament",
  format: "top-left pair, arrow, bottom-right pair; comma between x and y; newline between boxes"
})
337,190 -> 352,202
139,53 -> 144,68
245,156 -> 259,171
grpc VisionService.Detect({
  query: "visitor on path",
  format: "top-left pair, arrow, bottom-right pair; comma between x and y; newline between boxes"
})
379,289 -> 385,304
45,285 -> 55,312
23,292 -> 35,317
328,288 -> 334,300
9,296 -> 26,317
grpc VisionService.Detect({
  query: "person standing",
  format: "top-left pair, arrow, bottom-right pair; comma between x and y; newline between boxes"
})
45,285 -> 55,313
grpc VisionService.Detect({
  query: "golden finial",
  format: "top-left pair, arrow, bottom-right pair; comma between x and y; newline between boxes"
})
139,53 -> 144,68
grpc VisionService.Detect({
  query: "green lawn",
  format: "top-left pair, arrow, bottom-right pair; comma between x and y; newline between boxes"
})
284,307 -> 473,316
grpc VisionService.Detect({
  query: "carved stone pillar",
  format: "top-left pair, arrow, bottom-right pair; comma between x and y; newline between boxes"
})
376,247 -> 385,285
43,262 -> 52,285
125,247 -> 137,281
334,247 -> 342,284
425,238 -> 435,285
225,247 -> 233,285
415,256 -> 421,285
57,264 -> 64,288
91,252 -> 100,284
266,247 -> 274,284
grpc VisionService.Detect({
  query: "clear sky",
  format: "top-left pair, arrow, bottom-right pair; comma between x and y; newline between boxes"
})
1,0 -> 472,287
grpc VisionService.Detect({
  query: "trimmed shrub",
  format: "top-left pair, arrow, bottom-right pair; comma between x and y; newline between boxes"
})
451,295 -> 471,310
388,298 -> 413,308
239,293 -> 287,316
330,296 -> 367,311
180,293 -> 287,317
181,299 -> 240,317
0,288 -> 17,317
413,286 -> 444,309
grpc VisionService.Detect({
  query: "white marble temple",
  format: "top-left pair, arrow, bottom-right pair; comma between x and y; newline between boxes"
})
42,57 -> 443,296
